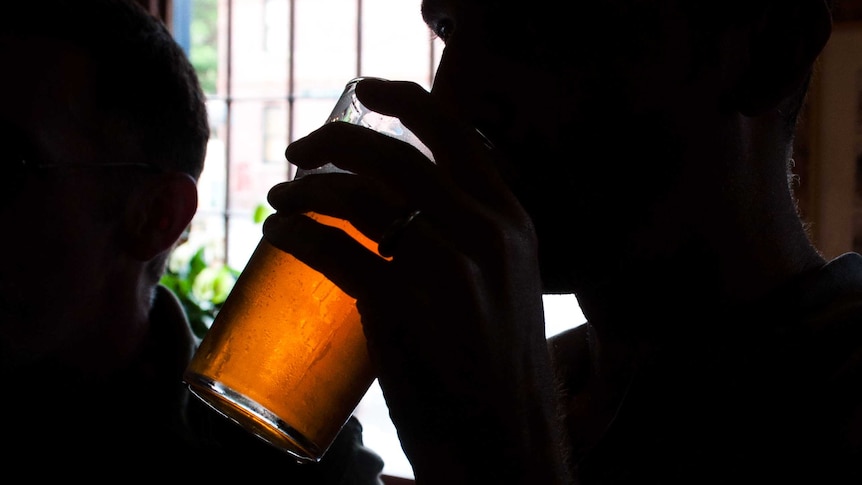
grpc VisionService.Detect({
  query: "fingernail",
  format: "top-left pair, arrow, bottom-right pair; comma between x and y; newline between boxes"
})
355,78 -> 389,104
285,139 -> 305,161
266,180 -> 293,204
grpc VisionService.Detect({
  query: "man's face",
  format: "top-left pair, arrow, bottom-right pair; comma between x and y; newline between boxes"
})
423,0 -> 720,292
0,35 -> 123,370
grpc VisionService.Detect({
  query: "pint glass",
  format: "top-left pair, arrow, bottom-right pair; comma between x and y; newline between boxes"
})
183,77 -> 430,462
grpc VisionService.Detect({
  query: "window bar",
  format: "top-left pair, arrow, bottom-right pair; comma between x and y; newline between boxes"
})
287,0 -> 296,181
357,0 -> 362,76
223,0 -> 234,261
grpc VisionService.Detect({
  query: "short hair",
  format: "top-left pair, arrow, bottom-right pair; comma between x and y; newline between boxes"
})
0,0 -> 209,180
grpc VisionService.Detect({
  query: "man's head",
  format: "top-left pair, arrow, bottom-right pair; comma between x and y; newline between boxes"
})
0,0 -> 208,376
1,0 -> 209,178
424,0 -> 832,293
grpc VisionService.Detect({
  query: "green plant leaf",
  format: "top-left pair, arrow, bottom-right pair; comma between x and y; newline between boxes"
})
253,203 -> 274,224
161,241 -> 241,338
211,267 -> 237,304
189,247 -> 208,279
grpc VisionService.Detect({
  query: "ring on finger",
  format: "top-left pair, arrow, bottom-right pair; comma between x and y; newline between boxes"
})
378,209 -> 422,257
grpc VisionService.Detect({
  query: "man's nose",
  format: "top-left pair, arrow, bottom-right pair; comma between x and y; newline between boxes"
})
429,38 -> 496,122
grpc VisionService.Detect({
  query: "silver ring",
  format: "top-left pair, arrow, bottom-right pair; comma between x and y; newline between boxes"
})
378,209 -> 422,257
473,127 -> 495,151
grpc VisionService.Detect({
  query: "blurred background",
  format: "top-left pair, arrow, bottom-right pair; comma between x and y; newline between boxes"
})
161,2 -> 585,479
134,0 -> 862,480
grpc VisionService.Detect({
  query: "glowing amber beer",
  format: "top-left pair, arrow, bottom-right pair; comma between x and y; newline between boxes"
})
183,216 -> 377,461
183,77 -> 433,462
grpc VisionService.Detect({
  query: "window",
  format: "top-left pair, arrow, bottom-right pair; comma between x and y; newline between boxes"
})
177,0 -> 441,479
262,103 -> 288,164
263,0 -> 287,53
175,1 -> 583,480
176,0 -> 441,270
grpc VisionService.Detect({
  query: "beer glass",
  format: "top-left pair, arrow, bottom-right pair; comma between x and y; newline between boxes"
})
183,77 -> 430,462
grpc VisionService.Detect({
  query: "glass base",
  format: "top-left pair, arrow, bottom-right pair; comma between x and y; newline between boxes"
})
185,373 -> 323,463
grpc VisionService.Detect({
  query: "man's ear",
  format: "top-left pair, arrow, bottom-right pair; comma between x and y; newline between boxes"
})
123,172 -> 198,261
731,0 -> 832,116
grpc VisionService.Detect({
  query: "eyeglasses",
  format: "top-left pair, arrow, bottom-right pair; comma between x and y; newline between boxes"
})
3,158 -> 164,204
16,159 -> 163,173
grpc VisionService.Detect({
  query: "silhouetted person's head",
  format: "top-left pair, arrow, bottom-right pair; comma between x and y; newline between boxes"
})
0,0 -> 208,379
